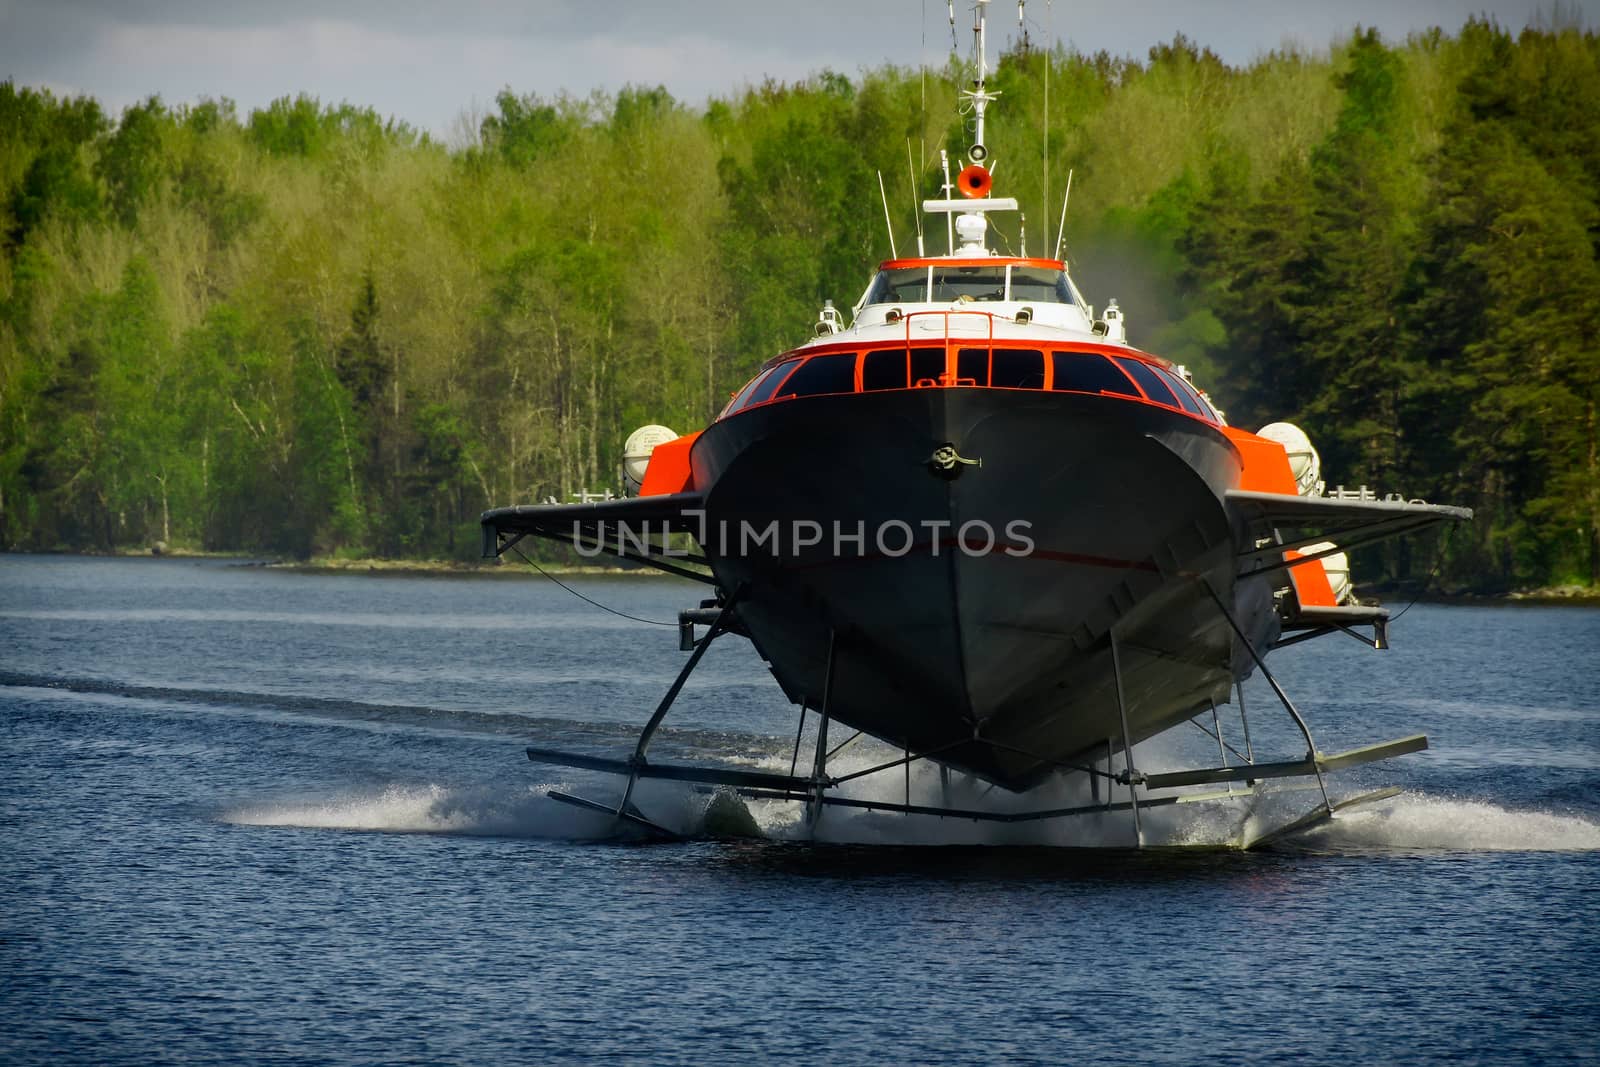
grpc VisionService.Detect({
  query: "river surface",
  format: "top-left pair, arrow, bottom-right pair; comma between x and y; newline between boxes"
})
3,555 -> 1598,1064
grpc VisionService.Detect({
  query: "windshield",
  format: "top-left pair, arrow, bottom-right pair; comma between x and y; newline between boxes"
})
863,264 -> 1084,306
863,268 -> 929,304
1010,267 -> 1076,305
931,266 -> 1007,302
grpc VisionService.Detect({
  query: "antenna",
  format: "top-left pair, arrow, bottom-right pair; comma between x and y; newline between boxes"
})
920,0 -> 928,249
940,149 -> 955,254
1042,0 -> 1050,258
877,170 -> 898,259
1053,167 -> 1073,261
907,139 -> 926,256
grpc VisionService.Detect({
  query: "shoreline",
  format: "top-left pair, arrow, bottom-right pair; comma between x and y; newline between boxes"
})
4,547 -> 660,578
1398,588 -> 1600,607
270,557 -> 666,578
6,548 -> 1596,600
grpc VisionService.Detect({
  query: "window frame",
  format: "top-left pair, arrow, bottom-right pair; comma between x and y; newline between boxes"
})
1112,356 -> 1183,409
1048,350 -> 1142,397
771,351 -> 859,402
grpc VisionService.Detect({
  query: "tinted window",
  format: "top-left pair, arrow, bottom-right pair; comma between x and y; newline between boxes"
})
1050,351 -> 1139,396
862,349 -> 908,391
1154,367 -> 1208,417
1113,357 -> 1181,407
747,362 -> 798,406
956,348 -> 989,386
910,347 -> 946,385
1163,371 -> 1219,421
729,367 -> 779,411
992,348 -> 1045,389
775,352 -> 856,399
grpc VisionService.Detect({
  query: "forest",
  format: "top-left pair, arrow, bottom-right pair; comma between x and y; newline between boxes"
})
1,18 -> 1596,591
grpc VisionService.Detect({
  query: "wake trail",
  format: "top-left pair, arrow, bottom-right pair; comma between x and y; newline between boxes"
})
226,783 -> 611,839
222,779 -> 720,841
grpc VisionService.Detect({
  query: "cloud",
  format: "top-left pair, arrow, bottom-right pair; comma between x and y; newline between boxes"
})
2,0 -> 1591,134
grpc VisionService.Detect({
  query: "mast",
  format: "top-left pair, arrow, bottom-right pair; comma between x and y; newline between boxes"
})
962,0 -> 998,164
922,0 -> 1016,256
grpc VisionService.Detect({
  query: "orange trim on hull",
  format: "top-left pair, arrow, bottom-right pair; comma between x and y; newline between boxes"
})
1284,549 -> 1339,608
639,431 -> 701,496
1223,426 -> 1337,606
1221,427 -> 1300,496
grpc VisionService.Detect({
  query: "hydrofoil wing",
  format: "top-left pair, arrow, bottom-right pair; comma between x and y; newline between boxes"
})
1227,490 -> 1472,579
481,492 -> 708,580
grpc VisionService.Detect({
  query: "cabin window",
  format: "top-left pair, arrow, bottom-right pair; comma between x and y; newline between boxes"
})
956,348 -> 990,386
1050,351 -> 1139,396
1009,268 -> 1074,304
729,367 -> 779,411
864,267 -> 930,304
862,349 -> 909,391
774,352 -> 857,400
931,266 -> 1007,302
991,348 -> 1045,389
1154,367 -> 1210,418
1113,356 -> 1181,408
745,362 -> 798,407
910,347 -> 946,386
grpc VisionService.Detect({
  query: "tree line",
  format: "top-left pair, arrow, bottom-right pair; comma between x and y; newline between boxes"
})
1,18 -> 1595,589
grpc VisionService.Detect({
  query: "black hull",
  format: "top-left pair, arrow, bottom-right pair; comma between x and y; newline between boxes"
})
691,388 -> 1270,791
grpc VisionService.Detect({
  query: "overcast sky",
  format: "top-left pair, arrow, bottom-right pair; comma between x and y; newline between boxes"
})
2,1 -> 1594,137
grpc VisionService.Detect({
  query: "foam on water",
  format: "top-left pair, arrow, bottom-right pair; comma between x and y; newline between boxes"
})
725,738 -> 1269,847
1293,792 -> 1600,852
752,764 -> 1600,852
223,751 -> 1600,853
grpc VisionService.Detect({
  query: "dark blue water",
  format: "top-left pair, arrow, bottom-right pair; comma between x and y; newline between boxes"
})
3,556 -> 1598,1064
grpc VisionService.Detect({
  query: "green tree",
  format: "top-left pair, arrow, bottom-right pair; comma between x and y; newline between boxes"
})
97,97 -> 170,227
